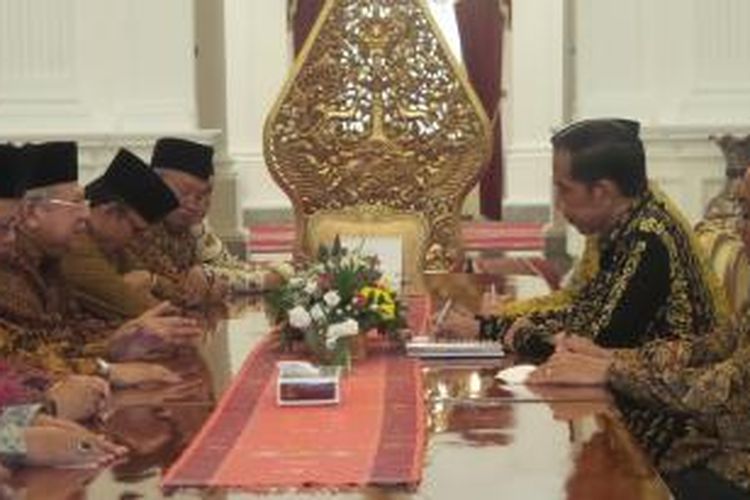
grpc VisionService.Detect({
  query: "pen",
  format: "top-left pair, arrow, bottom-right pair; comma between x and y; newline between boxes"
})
434,298 -> 453,328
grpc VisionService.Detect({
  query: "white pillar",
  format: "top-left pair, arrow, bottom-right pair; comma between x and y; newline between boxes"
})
222,0 -> 291,215
504,0 -> 566,218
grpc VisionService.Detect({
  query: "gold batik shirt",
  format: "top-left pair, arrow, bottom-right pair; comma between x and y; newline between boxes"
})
123,221 -> 198,303
60,229 -> 155,320
193,221 -> 265,294
0,230 -> 110,376
609,312 -> 750,492
125,220 -> 266,301
497,187 -> 728,358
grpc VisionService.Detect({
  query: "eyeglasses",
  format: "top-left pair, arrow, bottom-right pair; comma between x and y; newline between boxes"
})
175,190 -> 211,207
43,198 -> 91,210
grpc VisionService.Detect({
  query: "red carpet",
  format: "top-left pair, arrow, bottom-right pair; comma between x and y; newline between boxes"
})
247,221 -> 547,254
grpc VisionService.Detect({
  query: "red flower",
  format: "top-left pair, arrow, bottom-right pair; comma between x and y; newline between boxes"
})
318,273 -> 332,289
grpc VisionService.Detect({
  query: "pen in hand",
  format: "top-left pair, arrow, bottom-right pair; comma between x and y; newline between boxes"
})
434,298 -> 453,330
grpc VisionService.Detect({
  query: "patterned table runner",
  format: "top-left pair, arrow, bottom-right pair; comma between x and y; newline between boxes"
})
163,336 -> 426,492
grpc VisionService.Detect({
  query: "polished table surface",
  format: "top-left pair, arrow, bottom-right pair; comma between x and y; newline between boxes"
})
5,277 -> 673,500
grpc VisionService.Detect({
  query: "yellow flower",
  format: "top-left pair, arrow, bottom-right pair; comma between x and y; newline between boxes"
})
380,302 -> 396,320
359,285 -> 397,320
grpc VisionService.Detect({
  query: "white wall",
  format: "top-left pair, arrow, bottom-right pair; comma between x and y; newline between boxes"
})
0,0 -> 197,134
504,0 -> 566,217
0,0 -> 229,235
574,0 -> 750,126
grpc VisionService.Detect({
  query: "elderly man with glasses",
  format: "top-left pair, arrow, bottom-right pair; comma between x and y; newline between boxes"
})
0,143 -> 126,471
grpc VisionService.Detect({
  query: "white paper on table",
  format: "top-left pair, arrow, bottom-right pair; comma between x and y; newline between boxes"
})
495,364 -> 537,385
340,235 -> 403,291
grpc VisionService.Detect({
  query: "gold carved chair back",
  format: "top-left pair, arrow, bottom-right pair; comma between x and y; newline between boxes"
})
696,134 -> 750,315
264,0 -> 491,291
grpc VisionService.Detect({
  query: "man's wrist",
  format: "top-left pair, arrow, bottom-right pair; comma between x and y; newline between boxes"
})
95,358 -> 111,380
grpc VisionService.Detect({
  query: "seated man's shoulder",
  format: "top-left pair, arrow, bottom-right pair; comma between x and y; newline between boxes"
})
65,231 -> 100,258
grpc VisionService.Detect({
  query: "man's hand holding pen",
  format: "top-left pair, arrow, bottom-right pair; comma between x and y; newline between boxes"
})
433,300 -> 476,339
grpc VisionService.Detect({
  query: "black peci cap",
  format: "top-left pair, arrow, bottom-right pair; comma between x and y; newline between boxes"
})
23,141 -> 78,191
0,143 -> 26,199
85,148 -> 179,224
151,137 -> 214,180
552,118 -> 641,149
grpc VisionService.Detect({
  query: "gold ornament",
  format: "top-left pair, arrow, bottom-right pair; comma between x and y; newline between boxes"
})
264,0 -> 491,271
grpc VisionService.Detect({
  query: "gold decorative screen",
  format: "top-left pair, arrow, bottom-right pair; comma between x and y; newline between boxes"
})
264,0 -> 491,271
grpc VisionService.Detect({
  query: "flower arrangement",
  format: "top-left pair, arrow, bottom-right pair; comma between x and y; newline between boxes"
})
267,237 -> 407,367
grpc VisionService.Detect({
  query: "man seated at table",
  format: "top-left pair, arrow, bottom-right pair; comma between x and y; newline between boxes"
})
0,141 -> 200,387
124,137 -> 283,306
529,165 -> 750,500
444,118 -> 726,359
60,148 -> 179,320
0,144 -> 125,470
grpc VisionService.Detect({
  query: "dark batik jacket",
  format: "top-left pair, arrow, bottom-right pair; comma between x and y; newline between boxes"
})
495,186 -> 728,358
609,312 -> 750,491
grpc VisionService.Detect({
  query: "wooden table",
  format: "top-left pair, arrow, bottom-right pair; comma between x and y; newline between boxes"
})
4,284 -> 672,499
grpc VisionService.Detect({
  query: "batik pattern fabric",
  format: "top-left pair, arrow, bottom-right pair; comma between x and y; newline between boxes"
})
193,221 -> 265,294
0,231 -> 109,376
123,222 -> 197,303
609,312 -> 750,492
493,186 -> 728,358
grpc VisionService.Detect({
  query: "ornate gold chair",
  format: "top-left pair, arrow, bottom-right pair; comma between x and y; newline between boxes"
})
695,134 -> 750,315
264,0 -> 491,293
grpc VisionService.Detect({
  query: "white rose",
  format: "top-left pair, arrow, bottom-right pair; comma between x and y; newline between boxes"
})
323,290 -> 341,308
310,303 -> 326,322
340,318 -> 359,337
305,279 -> 318,294
289,277 -> 304,288
325,324 -> 341,349
288,306 -> 312,329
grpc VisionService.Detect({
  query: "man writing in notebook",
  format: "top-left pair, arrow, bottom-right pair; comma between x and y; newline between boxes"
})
442,118 -> 725,359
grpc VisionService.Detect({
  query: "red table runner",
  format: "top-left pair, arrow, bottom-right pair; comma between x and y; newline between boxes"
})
162,336 -> 426,492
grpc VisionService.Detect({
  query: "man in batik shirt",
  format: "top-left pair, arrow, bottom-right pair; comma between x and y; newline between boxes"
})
446,119 -> 726,360
529,166 -> 750,499
0,143 -> 124,470
60,148 -> 179,320
124,137 -> 282,306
